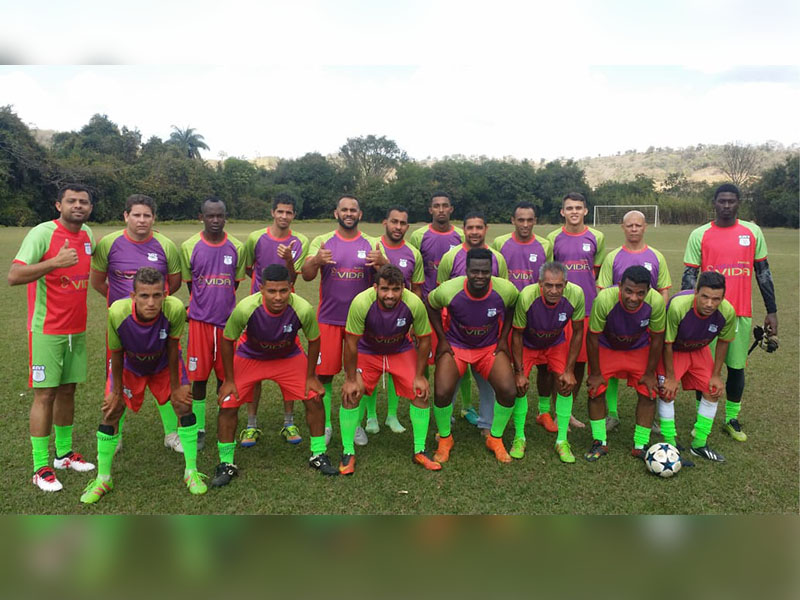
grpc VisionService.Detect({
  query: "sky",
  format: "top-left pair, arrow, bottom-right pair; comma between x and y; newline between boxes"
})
0,0 -> 797,162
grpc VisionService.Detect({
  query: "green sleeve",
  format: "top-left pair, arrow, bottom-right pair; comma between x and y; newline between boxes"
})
596,248 -> 618,289
437,247 -> 456,284
490,233 -> 509,253
180,234 -> 198,282
307,232 -> 334,267
565,282 -> 586,320
163,296 -> 187,339
13,222 -> 53,265
654,247 -> 672,290
545,229 -> 560,261
106,300 -> 129,351
244,229 -> 263,269
589,288 -> 613,333
684,225 -> 705,266
292,293 -> 320,341
647,290 -> 666,332
492,248 -> 509,279
539,235 -> 552,262
427,277 -> 462,310
410,245 -> 424,284
223,294 -> 260,341
405,289 -> 431,337
91,231 -> 119,272
344,288 -> 375,336
153,232 -> 181,275
492,277 -> 518,308
81,224 -> 96,252
229,235 -> 248,281
664,296 -> 689,344
407,226 -> 425,250
743,221 -> 769,261
590,227 -> 606,267
293,232 -> 310,272
513,285 -> 536,329
719,300 -> 737,341
453,226 -> 465,242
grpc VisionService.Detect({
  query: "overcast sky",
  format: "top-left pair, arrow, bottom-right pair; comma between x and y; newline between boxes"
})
1,0 -> 797,161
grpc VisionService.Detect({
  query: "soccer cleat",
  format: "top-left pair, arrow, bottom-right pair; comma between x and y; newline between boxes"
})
280,425 -> 303,445
365,418 -> 380,434
555,440 -> 576,464
535,413 -> 558,433
354,426 -> 368,446
433,435 -> 454,463
324,426 -> 333,446
584,440 -> 609,462
485,435 -> 512,464
32,467 -> 63,492
605,416 -> 620,432
631,447 -> 646,461
53,451 -> 96,473
115,436 -> 123,455
462,406 -> 479,426
509,438 -> 526,459
385,415 -> 406,433
197,430 -> 206,451
309,453 -> 339,476
80,476 -> 113,503
723,419 -> 747,442
651,420 -> 662,436
679,454 -> 695,468
690,444 -> 726,462
211,462 -> 238,487
184,470 -> 208,495
164,432 -> 184,453
338,453 -> 356,475
413,451 -> 442,471
239,427 -> 262,448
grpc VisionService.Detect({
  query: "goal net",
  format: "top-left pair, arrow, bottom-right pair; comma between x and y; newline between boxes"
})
593,204 -> 659,227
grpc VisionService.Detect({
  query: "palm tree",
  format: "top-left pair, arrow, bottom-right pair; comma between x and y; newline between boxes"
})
167,125 -> 210,160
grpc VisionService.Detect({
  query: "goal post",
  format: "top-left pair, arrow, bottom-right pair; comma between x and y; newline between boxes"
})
593,205 -> 659,227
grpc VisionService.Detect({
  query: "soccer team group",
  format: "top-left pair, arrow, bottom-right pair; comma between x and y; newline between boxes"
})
9,183 -> 778,505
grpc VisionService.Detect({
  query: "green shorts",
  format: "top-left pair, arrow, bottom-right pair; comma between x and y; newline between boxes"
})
709,316 -> 751,370
28,331 -> 87,388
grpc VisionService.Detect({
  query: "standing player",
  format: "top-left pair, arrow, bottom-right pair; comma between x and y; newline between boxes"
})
90,194 -> 184,452
339,265 -> 439,474
9,184 -> 97,491
80,268 -> 205,504
211,264 -> 337,486
511,262 -> 585,463
584,266 -> 666,461
547,192 -> 605,433
240,193 -> 309,447
181,198 -> 246,451
682,183 -> 778,442
491,201 -> 551,290
427,249 -> 519,464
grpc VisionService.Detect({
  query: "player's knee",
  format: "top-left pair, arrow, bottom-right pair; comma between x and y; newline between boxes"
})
726,368 -> 745,400
341,396 -> 359,410
433,390 -> 452,408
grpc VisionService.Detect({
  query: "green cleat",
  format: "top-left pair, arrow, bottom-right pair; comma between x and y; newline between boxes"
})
239,427 -> 262,447
80,476 -> 113,504
723,419 -> 747,442
184,470 -> 208,495
509,438 -> 526,459
385,415 -> 406,433
555,440 -> 576,463
365,418 -> 380,434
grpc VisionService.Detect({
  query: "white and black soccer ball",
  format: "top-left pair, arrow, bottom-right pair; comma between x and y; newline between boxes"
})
645,443 -> 682,478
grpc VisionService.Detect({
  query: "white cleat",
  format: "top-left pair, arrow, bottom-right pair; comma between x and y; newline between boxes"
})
53,451 -> 96,472
32,467 -> 63,492
164,432 -> 184,453
324,426 -> 333,446
354,426 -> 369,446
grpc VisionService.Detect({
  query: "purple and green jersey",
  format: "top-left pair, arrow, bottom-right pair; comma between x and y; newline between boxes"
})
665,290 -> 736,352
427,276 -> 518,349
223,292 -> 319,361
546,226 -> 605,314
513,282 -> 585,350
180,232 -> 246,328
597,245 -> 671,292
437,244 -> 508,284
107,295 -> 185,376
589,286 -> 666,351
245,228 -> 309,293
408,224 -> 464,298
379,236 -> 424,289
306,231 -> 378,326
345,287 -> 431,355
92,230 -> 181,306
491,232 -> 552,291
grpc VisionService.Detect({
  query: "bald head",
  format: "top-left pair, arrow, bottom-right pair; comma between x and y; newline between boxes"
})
621,210 -> 647,247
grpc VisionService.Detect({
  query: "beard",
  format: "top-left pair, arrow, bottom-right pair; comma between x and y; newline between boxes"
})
338,216 -> 359,230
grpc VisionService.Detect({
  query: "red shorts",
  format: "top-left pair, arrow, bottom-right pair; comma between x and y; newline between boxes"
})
317,322 -> 345,376
358,348 -> 419,399
450,344 -> 497,380
522,341 -> 568,377
186,319 -> 225,382
221,352 -> 314,409
595,345 -> 653,398
105,360 -> 190,413
657,346 -> 713,393
565,317 -> 589,363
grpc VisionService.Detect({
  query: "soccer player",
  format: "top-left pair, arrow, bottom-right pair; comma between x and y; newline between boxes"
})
427,248 -> 519,464
659,272 -> 735,462
361,206 -> 425,436
511,262 -> 585,462
181,198 -> 246,451
80,268 -> 205,504
90,194 -> 184,452
597,210 -> 671,431
584,265 -> 666,461
9,184 -> 97,492
241,193 -> 310,447
682,183 -> 778,442
491,201 -> 551,290
339,265 -> 439,474
211,265 -> 337,486
547,192 -> 606,433
301,195 -> 386,445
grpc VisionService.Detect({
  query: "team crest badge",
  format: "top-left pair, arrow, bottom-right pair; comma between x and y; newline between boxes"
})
188,357 -> 198,371
123,387 -> 133,399
582,243 -> 591,252
398,259 -> 408,268
558,312 -> 567,322
738,235 -> 751,247
709,324 -> 718,333
283,324 -> 293,333
396,317 -> 407,327
450,244 -> 460,250
317,353 -> 322,365
529,253 -> 538,262
84,242 -> 92,255
147,252 -> 158,262
223,255 -> 233,265
487,308 -> 497,317
31,365 -> 45,383
159,328 -> 167,339
643,262 -> 653,271
291,249 -> 298,258
357,250 -> 367,259
640,319 -> 650,327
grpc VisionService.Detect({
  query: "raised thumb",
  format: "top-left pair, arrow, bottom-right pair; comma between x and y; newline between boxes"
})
63,239 -> 70,248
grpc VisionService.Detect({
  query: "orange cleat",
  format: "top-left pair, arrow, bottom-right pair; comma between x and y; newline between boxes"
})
413,451 -> 442,471
485,435 -> 512,463
433,435 -> 454,463
536,413 -> 558,433
339,453 -> 356,475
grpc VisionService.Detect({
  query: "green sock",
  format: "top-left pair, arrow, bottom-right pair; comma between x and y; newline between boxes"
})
589,419 -> 607,445
725,399 -> 742,423
693,415 -> 714,448
459,369 -> 472,410
157,401 -> 178,435
555,394 -> 573,443
408,404 -> 430,454
537,395 -> 551,416
322,381 -> 333,428
490,402 -> 514,438
606,378 -> 619,419
512,396 -> 528,441
192,398 -> 206,432
358,397 -> 368,424
387,375 -> 400,418
217,441 -> 236,465
31,435 -> 50,472
310,435 -> 326,456
339,406 -> 360,455
364,388 -> 378,420
433,404 -> 453,438
117,410 -> 126,435
53,424 -> 73,457
661,418 -> 677,446
96,430 -> 117,478
178,422 -> 199,471
633,424 -> 651,448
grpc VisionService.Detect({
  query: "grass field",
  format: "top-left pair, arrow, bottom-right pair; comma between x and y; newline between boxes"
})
0,220 -> 797,515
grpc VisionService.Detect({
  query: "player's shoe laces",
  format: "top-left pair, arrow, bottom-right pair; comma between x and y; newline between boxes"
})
365,418 -> 380,434
211,462 -> 238,487
584,440 -> 609,462
354,426 -> 368,446
385,415 -> 406,433
723,419 -> 747,442
324,426 -> 333,446
32,467 -> 63,492
53,451 -> 95,473
509,438 -> 526,459
80,476 -> 113,504
555,440 -> 576,464
462,406 -> 479,426
690,444 -> 726,462
184,470 -> 208,495
433,434 -> 454,463
164,432 -> 184,453
485,435 -> 512,463
281,425 -> 303,445
197,430 -> 206,451
535,413 -> 558,433
413,451 -> 442,471
631,447 -> 646,460
309,453 -> 339,476
605,416 -> 620,432
338,453 -> 356,475
239,427 -> 261,448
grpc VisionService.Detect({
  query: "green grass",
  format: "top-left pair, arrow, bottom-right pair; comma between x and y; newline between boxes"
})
1,221 -> 797,514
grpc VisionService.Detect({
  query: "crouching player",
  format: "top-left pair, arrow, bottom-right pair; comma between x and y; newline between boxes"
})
658,271 -> 735,462
212,264 -> 337,487
81,268 -> 204,504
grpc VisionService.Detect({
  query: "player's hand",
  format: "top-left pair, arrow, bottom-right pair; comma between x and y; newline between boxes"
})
639,371 -> 658,398
435,339 -> 454,361
341,377 -> 362,408
708,375 -> 724,400
556,370 -> 577,396
365,243 -> 385,268
515,372 -> 529,398
277,239 -> 297,262
101,391 -> 124,422
306,374 -> 325,399
586,373 -> 605,398
413,375 -> 430,402
661,376 -> 679,401
52,239 -> 79,268
494,339 -> 510,358
217,381 -> 238,406
171,384 -> 193,407
315,243 -> 336,266
764,313 -> 778,338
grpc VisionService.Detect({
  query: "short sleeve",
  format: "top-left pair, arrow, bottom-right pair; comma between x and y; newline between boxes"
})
410,245 -> 424,284
596,251 -> 615,289
229,235 -> 248,281
588,289 -> 611,333
405,291 -> 431,337
107,301 -> 126,351
565,282 -> 586,320
13,223 -> 50,265
306,234 -> 325,267
293,233 -> 310,272
592,229 -> 606,267
684,226 -> 704,267
654,248 -> 672,290
244,230 -> 260,269
664,300 -> 684,344
647,291 -> 666,333
344,289 -> 373,336
179,238 -> 194,282
493,278 -> 518,309
513,286 -> 535,329
494,250 -> 509,279
164,297 -> 186,339
91,233 -> 113,272
293,294 -> 320,341
223,296 -> 254,341
719,300 -> 738,341
437,248 -> 455,284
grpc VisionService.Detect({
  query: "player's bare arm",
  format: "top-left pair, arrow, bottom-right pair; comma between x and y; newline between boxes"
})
661,343 -> 679,401
585,331 -> 604,397
8,240 -> 79,286
102,350 -> 126,426
639,330 -> 664,396
413,335 -> 432,402
511,329 -> 529,398
305,337 -> 325,398
557,318 -> 583,395
494,305 -> 514,358
341,333 -> 363,408
217,338 -> 238,404
301,242 -> 335,281
709,339 -> 730,399
167,338 -> 192,407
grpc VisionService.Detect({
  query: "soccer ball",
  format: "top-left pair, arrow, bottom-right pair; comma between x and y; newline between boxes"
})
644,443 -> 682,478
